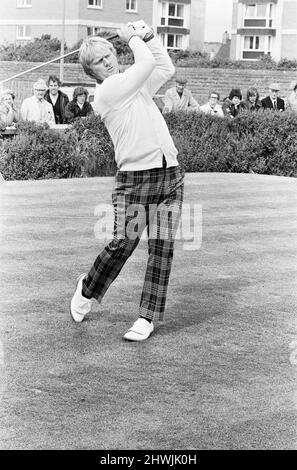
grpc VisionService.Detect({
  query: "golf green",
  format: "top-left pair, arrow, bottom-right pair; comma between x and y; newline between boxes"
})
0,172 -> 296,450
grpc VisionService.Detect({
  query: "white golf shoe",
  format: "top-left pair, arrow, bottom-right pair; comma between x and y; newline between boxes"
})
123,318 -> 154,341
70,273 -> 92,323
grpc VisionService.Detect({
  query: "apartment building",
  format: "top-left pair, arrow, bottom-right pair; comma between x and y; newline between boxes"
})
0,0 -> 206,51
230,0 -> 297,61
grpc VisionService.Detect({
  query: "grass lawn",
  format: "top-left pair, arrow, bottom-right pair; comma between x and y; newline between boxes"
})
0,172 -> 297,450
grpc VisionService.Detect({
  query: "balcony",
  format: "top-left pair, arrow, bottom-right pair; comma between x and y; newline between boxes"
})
237,28 -> 276,36
157,26 -> 190,35
242,50 -> 266,59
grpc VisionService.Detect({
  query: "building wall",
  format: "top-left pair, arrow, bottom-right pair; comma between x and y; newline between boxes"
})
0,0 -> 80,46
282,1 -> 297,28
281,34 -> 297,58
78,0 -> 153,23
189,0 -> 206,50
0,0 -> 207,51
230,0 -> 297,61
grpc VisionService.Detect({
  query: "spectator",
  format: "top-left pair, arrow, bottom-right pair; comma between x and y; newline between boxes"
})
200,91 -> 224,117
64,86 -> 94,123
44,75 -> 69,124
240,87 -> 262,112
0,89 -> 19,128
162,76 -> 199,114
286,80 -> 297,114
21,79 -> 55,125
222,88 -> 242,118
261,83 -> 285,111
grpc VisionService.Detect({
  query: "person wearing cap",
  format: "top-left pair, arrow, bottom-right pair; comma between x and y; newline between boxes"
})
261,83 -> 285,111
21,79 -> 55,124
162,76 -> 199,114
222,88 -> 242,118
71,22 -> 184,341
286,80 -> 297,114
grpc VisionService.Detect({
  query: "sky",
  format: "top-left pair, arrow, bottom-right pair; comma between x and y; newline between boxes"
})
204,0 -> 234,42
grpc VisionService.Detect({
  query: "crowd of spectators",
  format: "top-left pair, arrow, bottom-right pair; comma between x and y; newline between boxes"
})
161,77 -> 297,118
1,74 -> 297,131
0,74 -> 94,130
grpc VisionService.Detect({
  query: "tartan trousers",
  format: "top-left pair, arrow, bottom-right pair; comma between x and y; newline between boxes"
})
82,163 -> 184,321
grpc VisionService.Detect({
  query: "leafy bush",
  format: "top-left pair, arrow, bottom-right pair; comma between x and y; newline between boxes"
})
0,33 -> 134,65
165,110 -> 297,176
70,114 -> 116,176
0,34 -> 63,62
0,121 -> 82,180
1,111 -> 297,180
1,34 -> 296,70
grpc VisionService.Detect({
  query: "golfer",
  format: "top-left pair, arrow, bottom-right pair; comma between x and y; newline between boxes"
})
70,22 -> 184,341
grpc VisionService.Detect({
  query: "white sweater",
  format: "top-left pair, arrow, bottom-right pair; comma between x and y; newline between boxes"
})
92,36 -> 179,171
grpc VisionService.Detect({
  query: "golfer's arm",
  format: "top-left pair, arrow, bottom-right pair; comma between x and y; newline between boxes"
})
101,37 -> 155,108
145,37 -> 175,96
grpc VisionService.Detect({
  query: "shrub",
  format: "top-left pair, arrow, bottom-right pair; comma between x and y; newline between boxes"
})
1,34 -> 296,70
70,114 -> 116,176
1,112 -> 297,180
164,110 -> 297,176
0,35 -> 63,62
0,121 -> 82,180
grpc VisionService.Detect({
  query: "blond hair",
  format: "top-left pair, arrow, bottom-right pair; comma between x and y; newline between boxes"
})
79,37 -> 117,82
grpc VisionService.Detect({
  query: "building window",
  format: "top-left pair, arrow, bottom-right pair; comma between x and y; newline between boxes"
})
245,4 -> 267,18
244,3 -> 273,28
126,0 -> 137,12
242,34 -> 269,59
244,35 -> 264,50
161,33 -> 183,50
87,26 -> 102,36
88,0 -> 103,8
17,0 -> 32,7
16,25 -> 31,40
161,2 -> 185,28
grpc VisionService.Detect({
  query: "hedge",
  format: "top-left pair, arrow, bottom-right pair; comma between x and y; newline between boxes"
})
0,122 -> 82,180
1,110 -> 297,180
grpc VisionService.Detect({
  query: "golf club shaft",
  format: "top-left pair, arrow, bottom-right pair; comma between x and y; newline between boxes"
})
0,33 -> 119,86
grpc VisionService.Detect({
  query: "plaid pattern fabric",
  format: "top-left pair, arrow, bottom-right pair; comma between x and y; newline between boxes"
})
82,164 -> 184,321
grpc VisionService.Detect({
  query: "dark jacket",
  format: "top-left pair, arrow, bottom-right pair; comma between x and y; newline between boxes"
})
44,90 -> 69,124
64,100 -> 94,123
239,100 -> 262,112
261,96 -> 285,111
222,98 -> 241,118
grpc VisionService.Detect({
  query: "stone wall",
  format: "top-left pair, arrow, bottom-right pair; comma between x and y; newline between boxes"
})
0,60 -> 296,107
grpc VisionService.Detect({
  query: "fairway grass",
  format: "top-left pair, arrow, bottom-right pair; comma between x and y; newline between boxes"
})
0,173 -> 297,450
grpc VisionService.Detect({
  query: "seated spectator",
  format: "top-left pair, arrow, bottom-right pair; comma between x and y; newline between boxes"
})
64,87 -> 94,123
0,89 -> 19,128
240,87 -> 262,112
222,88 -> 242,118
44,75 -> 69,124
286,80 -> 297,114
21,79 -> 55,125
200,91 -> 224,117
162,77 -> 199,114
261,83 -> 285,111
